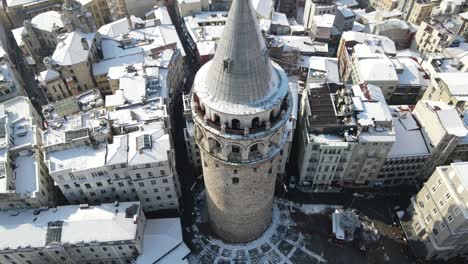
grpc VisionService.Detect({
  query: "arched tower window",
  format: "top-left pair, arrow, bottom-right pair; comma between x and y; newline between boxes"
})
232,119 -> 240,129
269,110 -> 276,122
251,117 -> 259,128
213,114 -> 221,124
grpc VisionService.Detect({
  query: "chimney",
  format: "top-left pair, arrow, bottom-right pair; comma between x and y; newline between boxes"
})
127,15 -> 133,30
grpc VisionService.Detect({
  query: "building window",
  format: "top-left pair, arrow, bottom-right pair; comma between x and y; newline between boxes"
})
162,179 -> 168,184
445,192 -> 451,200
232,177 -> 239,184
151,180 -> 156,185
440,222 -> 447,230
431,186 -> 437,193
233,170 -> 238,174
64,184 -> 70,190
139,182 -> 145,187
447,214 -> 454,222
85,184 -> 91,189
425,215 -> 432,223
439,200 -> 445,207
433,227 -> 439,237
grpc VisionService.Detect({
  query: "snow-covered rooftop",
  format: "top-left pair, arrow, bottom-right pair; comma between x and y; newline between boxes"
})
46,144 -> 107,173
52,31 -> 95,65
308,56 -> 340,84
39,69 -> 61,82
438,72 -> 468,96
314,14 -> 335,28
136,218 -> 189,264
387,106 -> 429,158
0,202 -> 140,249
31,10 -> 64,32
342,31 -> 396,56
128,128 -> 170,166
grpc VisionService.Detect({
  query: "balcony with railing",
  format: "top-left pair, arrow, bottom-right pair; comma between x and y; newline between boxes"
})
193,94 -> 291,137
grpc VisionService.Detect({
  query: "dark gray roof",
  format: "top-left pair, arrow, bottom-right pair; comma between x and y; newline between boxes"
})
205,0 -> 275,105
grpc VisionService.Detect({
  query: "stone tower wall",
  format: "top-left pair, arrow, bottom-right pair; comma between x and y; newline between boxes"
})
201,149 -> 280,242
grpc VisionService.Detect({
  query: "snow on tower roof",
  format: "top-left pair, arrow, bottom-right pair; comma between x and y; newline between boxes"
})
204,0 -> 275,105
195,0 -> 289,114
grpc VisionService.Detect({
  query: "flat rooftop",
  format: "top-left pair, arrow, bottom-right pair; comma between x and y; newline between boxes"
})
387,106 -> 429,158
0,202 -> 140,250
46,144 -> 107,173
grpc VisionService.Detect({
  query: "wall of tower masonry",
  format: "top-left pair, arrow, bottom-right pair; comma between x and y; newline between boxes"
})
194,106 -> 291,242
200,148 -> 280,243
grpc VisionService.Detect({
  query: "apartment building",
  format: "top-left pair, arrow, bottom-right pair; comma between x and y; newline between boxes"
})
0,48 -> 25,102
0,202 -> 145,264
93,14 -> 184,100
349,44 -> 427,105
297,81 -> 396,192
458,12 -> 468,39
402,162 -> 468,260
337,31 -> 396,84
303,0 -> 337,29
376,106 -> 430,186
413,100 -> 468,180
333,8 -> 355,33
11,11 -> 66,72
422,72 -> 468,111
415,18 -> 458,54
0,97 -> 55,210
371,0 -> 399,11
42,90 -> 181,212
369,19 -> 416,50
407,0 -> 439,26
78,0 -> 112,28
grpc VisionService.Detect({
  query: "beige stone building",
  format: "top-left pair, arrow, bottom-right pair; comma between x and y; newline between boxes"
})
407,0 -> 439,26
422,72 -> 468,111
371,0 -> 399,11
78,0 -> 112,28
191,0 -> 293,243
337,31 -> 396,84
0,202 -> 145,264
415,19 -> 458,54
402,162 -> 468,260
413,100 -> 468,180
43,100 -> 181,212
11,10 -> 66,72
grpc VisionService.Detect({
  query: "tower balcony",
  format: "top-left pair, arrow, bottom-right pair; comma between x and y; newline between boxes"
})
193,94 -> 290,137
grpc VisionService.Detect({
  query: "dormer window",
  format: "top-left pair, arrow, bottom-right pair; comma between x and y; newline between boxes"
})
223,58 -> 232,72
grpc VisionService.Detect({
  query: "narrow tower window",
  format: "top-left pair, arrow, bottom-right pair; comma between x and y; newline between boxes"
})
232,119 -> 240,129
223,58 -> 232,72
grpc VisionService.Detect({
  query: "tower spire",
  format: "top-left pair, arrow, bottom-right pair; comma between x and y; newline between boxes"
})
206,0 -> 274,105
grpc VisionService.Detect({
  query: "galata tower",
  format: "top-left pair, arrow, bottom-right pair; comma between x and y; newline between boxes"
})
191,0 -> 292,243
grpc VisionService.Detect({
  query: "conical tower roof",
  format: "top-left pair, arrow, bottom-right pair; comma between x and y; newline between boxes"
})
205,0 -> 275,105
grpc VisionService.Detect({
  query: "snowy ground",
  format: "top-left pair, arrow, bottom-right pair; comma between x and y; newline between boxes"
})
188,195 -> 341,264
